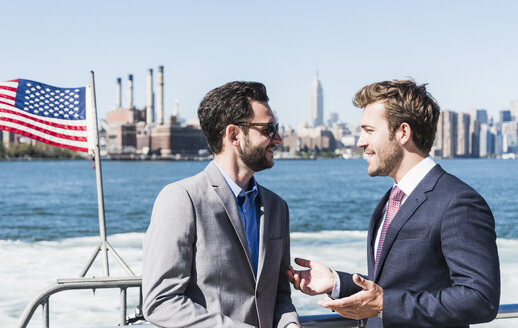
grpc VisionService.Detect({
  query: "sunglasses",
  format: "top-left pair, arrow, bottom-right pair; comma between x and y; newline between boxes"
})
234,122 -> 279,139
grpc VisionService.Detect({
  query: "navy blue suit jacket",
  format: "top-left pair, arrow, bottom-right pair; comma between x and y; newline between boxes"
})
338,165 -> 500,328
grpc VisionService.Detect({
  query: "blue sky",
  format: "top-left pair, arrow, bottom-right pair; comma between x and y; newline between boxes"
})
2,0 -> 517,127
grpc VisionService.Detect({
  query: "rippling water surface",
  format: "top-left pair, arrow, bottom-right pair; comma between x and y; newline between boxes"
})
1,158 -> 517,240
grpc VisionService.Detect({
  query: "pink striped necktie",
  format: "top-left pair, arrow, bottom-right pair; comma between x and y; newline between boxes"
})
374,186 -> 405,275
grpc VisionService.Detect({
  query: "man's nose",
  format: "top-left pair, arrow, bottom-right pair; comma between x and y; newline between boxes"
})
356,133 -> 367,148
271,131 -> 282,145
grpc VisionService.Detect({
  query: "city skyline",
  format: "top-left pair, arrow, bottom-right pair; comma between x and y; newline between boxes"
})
101,66 -> 518,130
2,1 -> 518,128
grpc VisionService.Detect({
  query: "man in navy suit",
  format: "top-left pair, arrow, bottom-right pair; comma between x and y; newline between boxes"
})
287,80 -> 500,327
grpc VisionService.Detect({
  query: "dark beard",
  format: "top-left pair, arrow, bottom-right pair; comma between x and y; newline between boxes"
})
240,136 -> 274,172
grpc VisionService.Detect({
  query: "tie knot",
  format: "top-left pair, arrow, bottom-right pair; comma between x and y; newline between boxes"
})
390,186 -> 405,202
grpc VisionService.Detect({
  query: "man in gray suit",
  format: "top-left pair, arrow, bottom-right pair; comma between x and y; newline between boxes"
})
287,80 -> 500,327
143,81 -> 300,328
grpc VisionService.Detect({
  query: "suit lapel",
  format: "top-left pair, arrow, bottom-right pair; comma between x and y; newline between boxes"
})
374,165 -> 446,281
204,162 -> 254,276
255,185 -> 270,283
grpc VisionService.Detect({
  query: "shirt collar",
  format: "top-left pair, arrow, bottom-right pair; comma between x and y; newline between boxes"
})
395,156 -> 436,196
213,160 -> 258,198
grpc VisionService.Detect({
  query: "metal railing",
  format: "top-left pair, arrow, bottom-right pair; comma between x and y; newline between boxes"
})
17,277 -> 142,328
18,276 -> 518,328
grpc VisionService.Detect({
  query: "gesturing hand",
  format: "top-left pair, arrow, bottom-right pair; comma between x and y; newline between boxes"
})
286,258 -> 334,295
318,274 -> 383,320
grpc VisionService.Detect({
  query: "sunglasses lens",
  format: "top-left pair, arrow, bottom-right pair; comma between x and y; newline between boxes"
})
268,123 -> 278,138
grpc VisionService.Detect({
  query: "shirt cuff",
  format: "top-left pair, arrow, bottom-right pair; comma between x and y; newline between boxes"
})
284,322 -> 297,328
330,270 -> 341,299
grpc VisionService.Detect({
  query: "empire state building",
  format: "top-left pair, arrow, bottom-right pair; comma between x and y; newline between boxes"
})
310,70 -> 324,127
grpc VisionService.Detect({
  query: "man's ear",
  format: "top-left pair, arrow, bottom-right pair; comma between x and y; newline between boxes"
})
398,123 -> 412,145
225,124 -> 241,146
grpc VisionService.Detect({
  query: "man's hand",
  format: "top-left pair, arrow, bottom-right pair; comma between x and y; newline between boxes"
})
317,274 -> 383,320
286,258 -> 334,295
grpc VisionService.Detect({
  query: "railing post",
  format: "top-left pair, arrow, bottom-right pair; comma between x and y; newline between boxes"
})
120,287 -> 127,326
42,297 -> 49,328
136,286 -> 143,317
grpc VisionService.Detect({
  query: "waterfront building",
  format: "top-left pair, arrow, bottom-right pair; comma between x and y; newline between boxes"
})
340,135 -> 358,148
432,112 -> 444,157
310,70 -> 324,127
502,121 -> 518,154
328,121 -> 350,141
106,75 -> 146,155
500,110 -> 512,123
1,131 -> 19,149
279,125 -> 298,154
493,125 -> 504,156
135,122 -> 150,155
434,110 -> 457,158
327,112 -> 339,128
106,108 -> 146,125
104,67 -> 210,159
479,123 -> 495,157
106,124 -> 137,154
471,109 -> 488,124
469,117 -> 481,158
297,123 -> 337,152
456,112 -> 470,157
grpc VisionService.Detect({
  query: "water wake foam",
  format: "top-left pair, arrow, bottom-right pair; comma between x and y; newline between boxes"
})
1,232 -> 516,327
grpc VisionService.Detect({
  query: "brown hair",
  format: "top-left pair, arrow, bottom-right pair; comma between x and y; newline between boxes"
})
353,79 -> 440,154
198,81 -> 269,154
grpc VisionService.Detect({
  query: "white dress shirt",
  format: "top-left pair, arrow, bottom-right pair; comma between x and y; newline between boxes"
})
331,156 -> 436,298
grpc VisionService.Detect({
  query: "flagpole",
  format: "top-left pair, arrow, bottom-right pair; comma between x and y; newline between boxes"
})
79,71 -> 135,278
88,70 -> 110,277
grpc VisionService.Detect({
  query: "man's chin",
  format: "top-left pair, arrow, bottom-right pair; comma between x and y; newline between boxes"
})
367,165 -> 381,177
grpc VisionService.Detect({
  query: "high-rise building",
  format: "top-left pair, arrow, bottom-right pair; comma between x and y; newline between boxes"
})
470,109 -> 488,124
479,123 -> 495,157
469,117 -> 480,158
327,112 -> 339,127
500,110 -> 512,123
437,110 -> 457,158
310,70 -> 324,127
493,125 -> 503,156
502,121 -> 518,153
456,112 -> 470,157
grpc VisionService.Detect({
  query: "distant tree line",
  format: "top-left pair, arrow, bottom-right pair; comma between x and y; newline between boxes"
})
0,142 -> 84,160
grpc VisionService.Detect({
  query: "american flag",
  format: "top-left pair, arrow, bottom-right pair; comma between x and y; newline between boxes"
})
0,78 -> 89,153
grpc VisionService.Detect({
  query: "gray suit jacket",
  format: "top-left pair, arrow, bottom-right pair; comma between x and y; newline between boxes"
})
338,165 -> 500,328
142,161 -> 299,328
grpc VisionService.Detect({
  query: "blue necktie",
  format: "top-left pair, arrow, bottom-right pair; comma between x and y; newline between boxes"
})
237,194 -> 259,276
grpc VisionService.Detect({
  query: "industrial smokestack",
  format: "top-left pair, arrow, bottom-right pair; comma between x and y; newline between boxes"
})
157,65 -> 164,125
127,74 -> 134,109
174,99 -> 179,117
116,78 -> 122,108
146,69 -> 154,125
